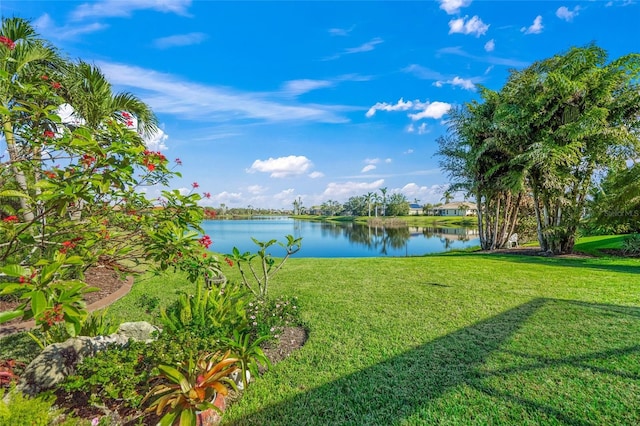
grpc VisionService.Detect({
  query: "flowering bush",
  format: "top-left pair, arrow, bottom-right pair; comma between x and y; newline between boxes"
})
0,17 -> 214,342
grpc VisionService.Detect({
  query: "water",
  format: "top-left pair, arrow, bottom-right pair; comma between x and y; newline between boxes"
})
201,217 -> 479,258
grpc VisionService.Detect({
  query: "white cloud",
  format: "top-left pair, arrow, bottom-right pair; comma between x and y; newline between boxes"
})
309,171 -> 325,179
408,101 -> 451,121
211,191 -> 244,205
407,123 -> 428,134
247,155 -> 313,178
364,158 -> 380,164
484,38 -> 495,52
97,62 -> 347,124
324,37 -> 383,60
322,179 -> 385,199
274,189 -> 295,200
345,37 -> 384,54
33,13 -> 108,39
71,0 -> 192,20
145,128 -> 169,151
556,6 -> 580,22
437,46 -> 529,68
361,165 -> 377,173
366,98 -> 414,118
403,64 -> 445,80
399,183 -> 448,204
448,15 -> 489,37
367,99 -> 451,122
521,16 -> 544,34
153,32 -> 207,49
433,76 -> 476,91
328,26 -> 354,36
439,0 -> 472,15
247,185 -> 266,194
385,158 -> 392,163
404,149 -> 414,154
281,79 -> 334,96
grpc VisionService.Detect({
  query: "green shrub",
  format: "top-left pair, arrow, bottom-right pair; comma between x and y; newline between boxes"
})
159,280 -> 249,339
0,386 -> 85,425
247,295 -> 301,341
622,233 -> 640,255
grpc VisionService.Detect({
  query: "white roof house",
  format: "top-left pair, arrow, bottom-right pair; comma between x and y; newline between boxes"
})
432,202 -> 478,217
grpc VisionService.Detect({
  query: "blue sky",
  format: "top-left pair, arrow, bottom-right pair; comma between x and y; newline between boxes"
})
3,0 -> 639,209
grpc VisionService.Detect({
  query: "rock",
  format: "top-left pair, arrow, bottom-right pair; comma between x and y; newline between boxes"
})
16,321 -> 159,396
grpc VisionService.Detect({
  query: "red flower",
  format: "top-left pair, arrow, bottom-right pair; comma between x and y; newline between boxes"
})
175,158 -> 182,165
44,171 -> 56,179
59,240 -> 77,254
43,130 -> 55,138
192,182 -> 199,188
147,164 -> 156,171
51,82 -> 61,89
203,192 -> 211,199
41,75 -> 49,80
198,235 -> 212,249
81,154 -> 96,166
126,120 -> 134,127
122,112 -> 131,119
225,258 -> 234,267
3,215 -> 18,223
18,276 -> 27,284
0,36 -> 15,50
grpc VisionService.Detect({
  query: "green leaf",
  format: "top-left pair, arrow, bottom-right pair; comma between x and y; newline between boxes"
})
31,291 -> 47,317
179,409 -> 195,426
0,264 -> 29,277
0,310 -> 24,324
0,190 -> 29,198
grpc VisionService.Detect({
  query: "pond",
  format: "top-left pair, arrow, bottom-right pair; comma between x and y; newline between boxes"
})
201,217 -> 479,258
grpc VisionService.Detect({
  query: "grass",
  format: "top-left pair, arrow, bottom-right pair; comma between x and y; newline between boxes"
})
573,234 -> 626,256
2,239 -> 638,424
216,253 -> 640,425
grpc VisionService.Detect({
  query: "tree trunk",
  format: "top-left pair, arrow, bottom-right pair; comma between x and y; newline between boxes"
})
3,120 -> 34,222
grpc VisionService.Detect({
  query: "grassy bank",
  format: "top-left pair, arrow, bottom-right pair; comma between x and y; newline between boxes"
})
115,251 -> 639,425
292,214 -> 477,227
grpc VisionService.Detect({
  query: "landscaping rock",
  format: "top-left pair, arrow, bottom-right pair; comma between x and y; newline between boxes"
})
16,321 -> 159,396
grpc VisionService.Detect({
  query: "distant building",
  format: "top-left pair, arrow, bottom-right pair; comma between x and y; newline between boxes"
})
408,203 -> 422,215
432,201 -> 477,216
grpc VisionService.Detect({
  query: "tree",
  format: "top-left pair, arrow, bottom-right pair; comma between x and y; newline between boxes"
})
386,193 -> 410,216
379,187 -> 388,216
365,192 -> 374,217
589,163 -> 640,233
0,17 -> 61,222
438,90 -> 524,250
498,45 -> 640,253
0,18 -> 214,340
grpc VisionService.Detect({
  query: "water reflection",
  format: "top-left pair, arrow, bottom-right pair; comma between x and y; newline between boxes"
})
201,218 -> 479,258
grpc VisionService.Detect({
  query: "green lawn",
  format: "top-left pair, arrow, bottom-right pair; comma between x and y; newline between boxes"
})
3,246 -> 639,424
216,253 -> 639,425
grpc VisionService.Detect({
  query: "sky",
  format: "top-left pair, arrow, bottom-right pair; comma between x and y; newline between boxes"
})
2,0 -> 639,210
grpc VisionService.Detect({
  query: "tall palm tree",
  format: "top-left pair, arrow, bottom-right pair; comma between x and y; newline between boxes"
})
365,192 -> 374,217
0,17 -> 62,221
379,187 -> 388,217
60,60 -> 158,136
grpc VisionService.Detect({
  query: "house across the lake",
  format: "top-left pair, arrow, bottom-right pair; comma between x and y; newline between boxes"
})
408,203 -> 422,215
432,201 -> 477,216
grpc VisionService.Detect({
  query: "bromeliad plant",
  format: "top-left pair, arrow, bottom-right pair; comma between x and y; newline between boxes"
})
225,235 -> 302,299
143,351 -> 240,426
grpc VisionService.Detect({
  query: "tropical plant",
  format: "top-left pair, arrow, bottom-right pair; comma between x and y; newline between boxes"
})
143,351 -> 239,426
225,235 -> 302,299
621,234 -> 640,256
222,330 -> 271,390
0,17 -> 214,341
159,280 -> 249,338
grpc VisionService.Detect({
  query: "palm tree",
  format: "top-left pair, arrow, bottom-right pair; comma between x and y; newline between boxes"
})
365,192 -> 374,217
0,17 -> 62,221
379,187 -> 388,217
60,60 -> 158,136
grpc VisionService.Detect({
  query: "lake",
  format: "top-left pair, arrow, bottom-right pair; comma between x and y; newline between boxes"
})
201,217 -> 479,258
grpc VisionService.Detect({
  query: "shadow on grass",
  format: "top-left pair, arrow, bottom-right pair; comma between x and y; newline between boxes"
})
229,298 -> 640,425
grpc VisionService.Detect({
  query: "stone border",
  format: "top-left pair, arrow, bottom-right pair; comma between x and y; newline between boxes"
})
0,275 -> 134,338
